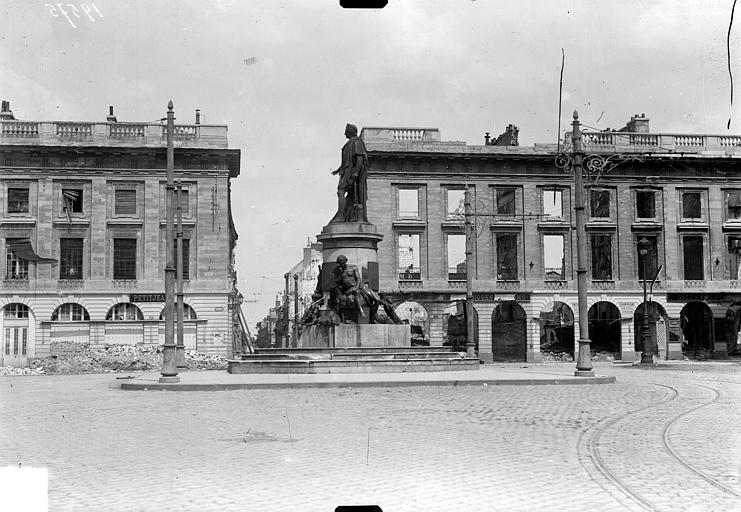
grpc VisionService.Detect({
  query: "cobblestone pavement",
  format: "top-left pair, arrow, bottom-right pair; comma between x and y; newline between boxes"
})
1,362 -> 740,512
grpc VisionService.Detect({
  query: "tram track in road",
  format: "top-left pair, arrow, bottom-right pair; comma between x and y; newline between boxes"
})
578,384 -> 679,511
660,382 -> 741,500
579,380 -> 741,511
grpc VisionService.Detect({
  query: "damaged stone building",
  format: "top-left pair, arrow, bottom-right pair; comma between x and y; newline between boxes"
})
362,116 -> 741,362
0,101 -> 241,367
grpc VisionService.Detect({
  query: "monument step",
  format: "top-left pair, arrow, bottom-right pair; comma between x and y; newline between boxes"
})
254,347 -> 452,355
227,357 -> 481,375
239,351 -> 466,361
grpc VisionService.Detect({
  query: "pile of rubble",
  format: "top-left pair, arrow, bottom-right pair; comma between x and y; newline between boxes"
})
0,344 -> 227,376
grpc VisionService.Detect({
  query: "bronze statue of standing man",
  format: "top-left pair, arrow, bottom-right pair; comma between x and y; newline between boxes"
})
330,123 -> 369,223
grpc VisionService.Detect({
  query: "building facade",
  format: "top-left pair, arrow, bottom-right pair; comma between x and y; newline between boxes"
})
0,102 -> 241,367
362,118 -> 741,362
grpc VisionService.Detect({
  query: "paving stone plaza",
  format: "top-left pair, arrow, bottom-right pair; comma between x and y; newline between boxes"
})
1,362 -> 740,512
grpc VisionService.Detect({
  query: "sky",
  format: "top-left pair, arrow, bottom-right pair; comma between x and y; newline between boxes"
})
1,0 -> 741,328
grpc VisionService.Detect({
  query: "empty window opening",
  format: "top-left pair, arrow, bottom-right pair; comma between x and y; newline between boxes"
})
398,234 -> 420,280
543,234 -> 565,280
496,233 -> 518,280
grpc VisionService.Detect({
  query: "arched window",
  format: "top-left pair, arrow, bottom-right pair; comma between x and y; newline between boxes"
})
159,304 -> 197,320
3,303 -> 29,319
105,303 -> 143,321
51,303 -> 90,321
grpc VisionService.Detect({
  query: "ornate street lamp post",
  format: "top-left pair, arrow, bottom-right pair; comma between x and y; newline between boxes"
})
160,101 -> 179,383
571,112 -> 594,377
638,237 -> 657,363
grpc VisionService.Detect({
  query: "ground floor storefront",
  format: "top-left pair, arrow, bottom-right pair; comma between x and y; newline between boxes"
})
389,290 -> 740,363
0,292 -> 236,367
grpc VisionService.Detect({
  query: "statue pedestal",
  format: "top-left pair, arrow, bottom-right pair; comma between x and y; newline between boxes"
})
316,222 -> 383,275
299,324 -> 411,348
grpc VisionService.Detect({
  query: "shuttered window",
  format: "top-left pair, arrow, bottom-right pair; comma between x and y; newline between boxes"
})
173,238 -> 190,280
178,190 -> 189,216
113,238 -> 137,279
114,189 -> 137,215
60,238 -> 83,279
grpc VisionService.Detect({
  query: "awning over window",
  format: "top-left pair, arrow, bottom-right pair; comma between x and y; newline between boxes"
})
7,239 -> 57,264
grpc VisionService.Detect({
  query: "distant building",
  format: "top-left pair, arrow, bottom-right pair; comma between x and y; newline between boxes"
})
362,116 -> 741,362
0,101 -> 241,367
260,241 -> 322,348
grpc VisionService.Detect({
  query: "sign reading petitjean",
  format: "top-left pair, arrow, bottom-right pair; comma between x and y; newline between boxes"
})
130,294 -> 166,303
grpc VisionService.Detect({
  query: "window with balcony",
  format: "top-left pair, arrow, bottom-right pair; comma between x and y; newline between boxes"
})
397,234 -> 420,280
113,238 -> 137,280
683,236 -> 704,280
495,233 -> 518,280
7,188 -> 29,214
590,189 -> 610,219
636,236 -> 659,280
543,189 -> 563,219
636,190 -> 656,219
496,189 -> 516,216
447,234 -> 466,280
59,238 -> 83,280
590,234 -> 613,280
398,189 -> 419,218
726,190 -> 741,221
681,191 -> 702,220
543,234 -> 565,280
5,239 -> 28,279
114,189 -> 137,216
446,189 -> 465,220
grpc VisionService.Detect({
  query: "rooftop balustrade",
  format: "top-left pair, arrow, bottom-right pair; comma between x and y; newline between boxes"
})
0,120 -> 228,148
579,131 -> 741,154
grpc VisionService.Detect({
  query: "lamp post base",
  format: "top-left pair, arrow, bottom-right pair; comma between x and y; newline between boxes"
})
640,353 -> 656,364
574,338 -> 593,377
574,369 -> 595,377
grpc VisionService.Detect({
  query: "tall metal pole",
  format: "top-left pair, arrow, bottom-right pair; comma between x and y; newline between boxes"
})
284,273 -> 290,348
175,181 -> 186,369
639,238 -> 657,363
293,273 -> 299,348
572,111 -> 594,377
464,185 -> 477,358
160,101 -> 179,383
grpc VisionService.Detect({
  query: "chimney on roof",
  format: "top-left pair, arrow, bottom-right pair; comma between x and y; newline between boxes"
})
619,113 -> 649,133
106,105 -> 117,123
0,100 -> 16,120
195,109 -> 201,125
484,132 -> 491,145
493,124 -> 519,146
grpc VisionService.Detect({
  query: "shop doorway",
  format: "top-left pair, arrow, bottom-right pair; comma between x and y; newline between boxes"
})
492,301 -> 527,361
588,301 -> 621,357
725,303 -> 741,356
394,301 -> 430,346
680,302 -> 713,356
540,301 -> 575,359
634,302 -> 668,359
443,302 -> 478,353
1,303 -> 31,367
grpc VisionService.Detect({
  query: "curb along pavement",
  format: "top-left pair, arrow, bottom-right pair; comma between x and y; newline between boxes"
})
118,363 -> 616,391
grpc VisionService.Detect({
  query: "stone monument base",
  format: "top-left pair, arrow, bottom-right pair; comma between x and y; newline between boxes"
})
300,324 -> 410,348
